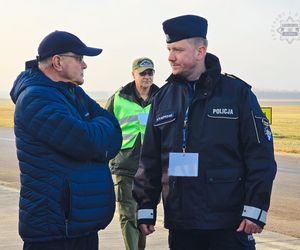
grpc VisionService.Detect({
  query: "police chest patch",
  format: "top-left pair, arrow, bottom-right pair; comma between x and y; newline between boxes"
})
154,112 -> 176,126
262,118 -> 273,142
207,107 -> 238,119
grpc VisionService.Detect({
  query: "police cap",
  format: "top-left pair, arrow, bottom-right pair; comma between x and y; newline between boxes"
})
162,14 -> 208,43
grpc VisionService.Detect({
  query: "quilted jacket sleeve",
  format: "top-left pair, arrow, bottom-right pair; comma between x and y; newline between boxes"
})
15,86 -> 122,162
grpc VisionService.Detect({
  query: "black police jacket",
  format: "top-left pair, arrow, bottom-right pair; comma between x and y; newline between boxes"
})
133,53 -> 277,230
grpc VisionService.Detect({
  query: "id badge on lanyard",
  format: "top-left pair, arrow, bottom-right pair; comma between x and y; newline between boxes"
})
168,152 -> 199,177
168,82 -> 199,177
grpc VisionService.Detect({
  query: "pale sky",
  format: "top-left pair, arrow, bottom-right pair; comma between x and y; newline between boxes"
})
1,0 -> 299,98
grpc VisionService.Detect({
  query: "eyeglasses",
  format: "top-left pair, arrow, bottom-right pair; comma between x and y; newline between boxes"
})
139,70 -> 154,77
59,54 -> 84,63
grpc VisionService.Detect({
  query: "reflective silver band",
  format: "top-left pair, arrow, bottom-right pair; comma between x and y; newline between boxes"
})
260,210 -> 267,224
137,209 -> 154,220
122,134 -> 136,140
119,115 -> 139,125
242,205 -> 267,224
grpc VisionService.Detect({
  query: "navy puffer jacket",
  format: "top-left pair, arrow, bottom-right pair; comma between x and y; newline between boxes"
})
10,62 -> 122,242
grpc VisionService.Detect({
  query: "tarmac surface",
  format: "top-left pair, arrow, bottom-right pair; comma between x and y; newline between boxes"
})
1,186 -> 300,250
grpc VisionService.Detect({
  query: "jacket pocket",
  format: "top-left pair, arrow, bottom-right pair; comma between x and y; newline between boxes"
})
154,111 -> 176,127
206,168 -> 244,212
205,114 -> 239,144
61,179 -> 71,219
165,177 -> 182,212
153,110 -> 178,151
207,114 -> 239,119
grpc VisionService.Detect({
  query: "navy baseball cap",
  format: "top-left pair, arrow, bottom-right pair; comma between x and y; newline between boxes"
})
37,30 -> 102,61
162,15 -> 208,43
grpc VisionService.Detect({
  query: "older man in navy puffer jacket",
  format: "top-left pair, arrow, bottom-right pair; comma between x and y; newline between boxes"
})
10,31 -> 122,250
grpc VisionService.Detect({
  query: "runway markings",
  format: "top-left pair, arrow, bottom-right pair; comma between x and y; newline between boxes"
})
0,137 -> 14,142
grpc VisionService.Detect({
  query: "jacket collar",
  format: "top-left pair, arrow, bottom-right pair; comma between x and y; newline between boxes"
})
165,53 -> 221,100
166,53 -> 221,86
10,59 -> 79,104
119,81 -> 159,104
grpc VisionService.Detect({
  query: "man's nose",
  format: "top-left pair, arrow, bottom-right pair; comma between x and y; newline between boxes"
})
82,60 -> 87,69
168,51 -> 175,62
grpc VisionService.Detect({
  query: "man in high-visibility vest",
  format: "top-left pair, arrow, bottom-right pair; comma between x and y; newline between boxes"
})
106,57 -> 159,250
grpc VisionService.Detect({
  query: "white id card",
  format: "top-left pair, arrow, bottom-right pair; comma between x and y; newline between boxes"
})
168,152 -> 199,177
138,113 -> 149,126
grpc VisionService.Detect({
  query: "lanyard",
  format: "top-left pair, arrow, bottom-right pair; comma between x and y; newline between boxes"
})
182,82 -> 195,153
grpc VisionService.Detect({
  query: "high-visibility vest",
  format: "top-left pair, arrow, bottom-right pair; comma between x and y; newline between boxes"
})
114,91 -> 151,149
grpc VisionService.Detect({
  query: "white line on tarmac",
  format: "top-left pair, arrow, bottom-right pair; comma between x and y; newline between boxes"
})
0,137 -> 14,142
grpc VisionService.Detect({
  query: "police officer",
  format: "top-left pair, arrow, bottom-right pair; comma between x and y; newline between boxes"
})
132,15 -> 277,250
106,57 -> 159,250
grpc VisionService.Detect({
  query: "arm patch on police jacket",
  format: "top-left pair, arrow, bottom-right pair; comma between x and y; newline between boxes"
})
250,93 -> 273,143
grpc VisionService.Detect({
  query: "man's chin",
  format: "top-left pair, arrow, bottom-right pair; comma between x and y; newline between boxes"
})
172,70 -> 180,75
74,80 -> 84,85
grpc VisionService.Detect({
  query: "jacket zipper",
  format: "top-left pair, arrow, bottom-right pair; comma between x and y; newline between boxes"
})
63,179 -> 71,237
251,111 -> 261,144
65,219 -> 69,237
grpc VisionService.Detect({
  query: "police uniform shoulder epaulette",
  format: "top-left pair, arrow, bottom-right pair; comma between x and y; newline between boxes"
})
224,73 -> 252,89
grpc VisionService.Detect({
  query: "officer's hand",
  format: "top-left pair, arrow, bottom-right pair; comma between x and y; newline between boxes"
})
139,224 -> 155,236
237,219 -> 263,234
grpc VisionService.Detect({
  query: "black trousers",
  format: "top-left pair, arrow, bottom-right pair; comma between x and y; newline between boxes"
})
168,229 -> 256,250
23,232 -> 98,250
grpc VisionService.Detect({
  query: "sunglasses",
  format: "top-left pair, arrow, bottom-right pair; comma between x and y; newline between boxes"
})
139,70 -> 154,76
59,54 -> 84,63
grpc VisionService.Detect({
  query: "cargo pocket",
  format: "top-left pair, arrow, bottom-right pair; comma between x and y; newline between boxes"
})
206,168 -> 244,211
114,178 -> 123,202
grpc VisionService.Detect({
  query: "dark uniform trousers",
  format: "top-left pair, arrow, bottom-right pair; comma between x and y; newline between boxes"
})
23,232 -> 98,250
168,229 -> 256,250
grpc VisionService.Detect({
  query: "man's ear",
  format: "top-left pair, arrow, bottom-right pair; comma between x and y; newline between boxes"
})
198,46 -> 206,56
197,45 -> 207,60
51,55 -> 63,71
